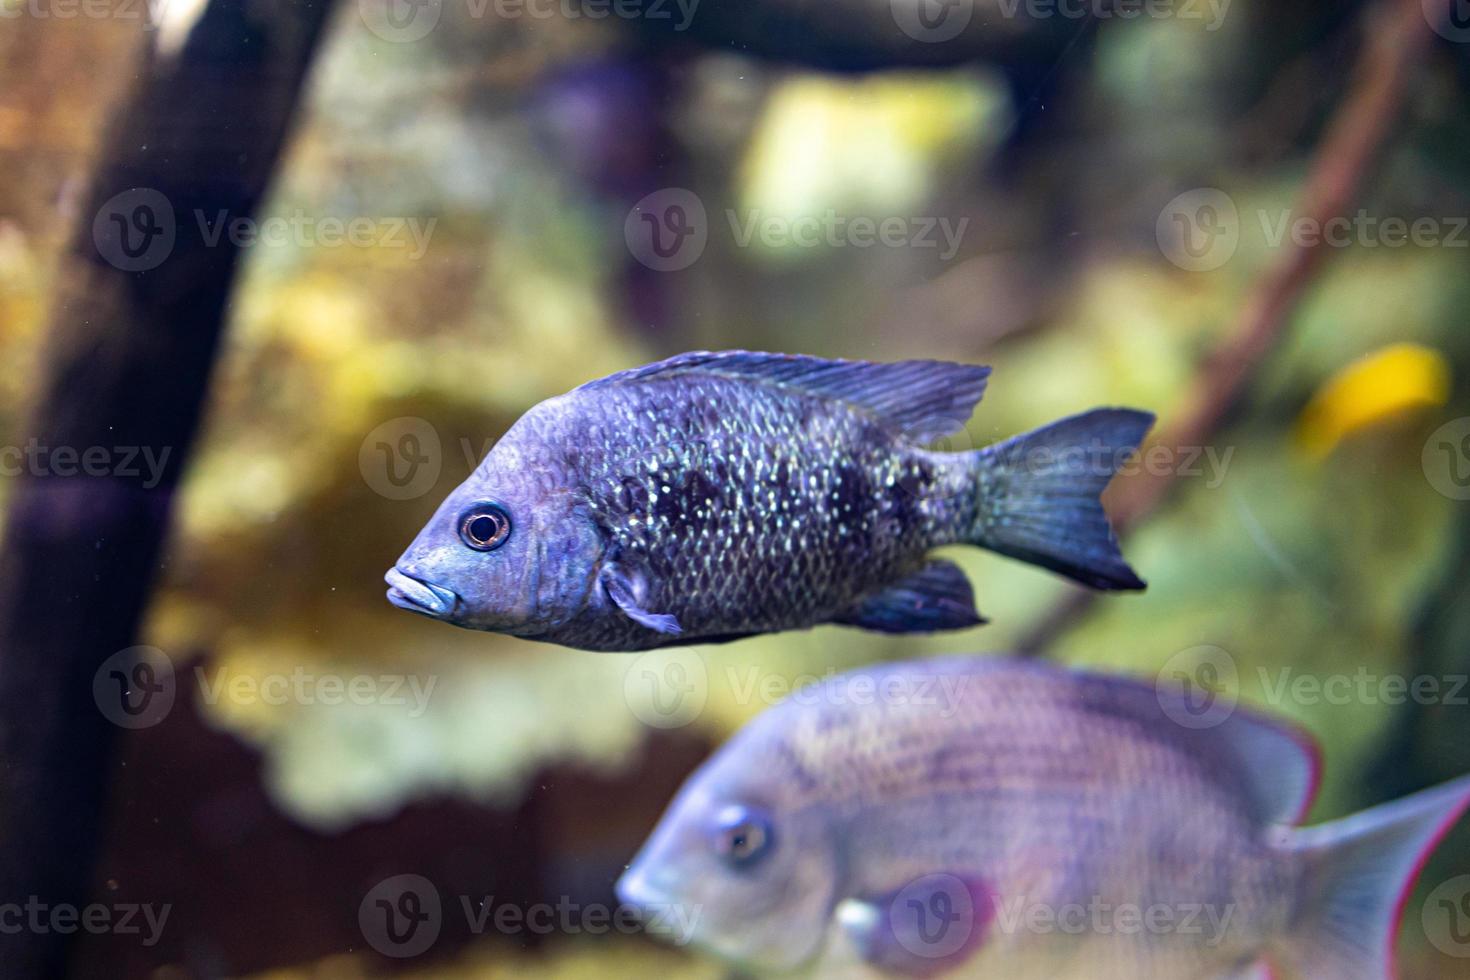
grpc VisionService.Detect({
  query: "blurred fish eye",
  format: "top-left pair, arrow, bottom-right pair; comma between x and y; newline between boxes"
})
713,804 -> 774,869
458,503 -> 512,552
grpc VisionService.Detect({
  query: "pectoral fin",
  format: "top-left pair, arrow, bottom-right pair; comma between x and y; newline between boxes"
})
838,872 -> 993,977
601,562 -> 682,635
832,560 -> 986,634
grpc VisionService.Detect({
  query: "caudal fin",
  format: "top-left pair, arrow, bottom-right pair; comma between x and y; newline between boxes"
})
969,408 -> 1153,590
1273,775 -> 1470,980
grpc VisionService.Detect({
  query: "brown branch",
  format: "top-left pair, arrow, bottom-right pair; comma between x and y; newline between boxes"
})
1017,0 -> 1445,655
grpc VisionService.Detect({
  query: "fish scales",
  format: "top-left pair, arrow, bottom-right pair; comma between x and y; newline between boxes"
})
537,373 -> 962,648
386,352 -> 1154,650
618,658 -> 1343,978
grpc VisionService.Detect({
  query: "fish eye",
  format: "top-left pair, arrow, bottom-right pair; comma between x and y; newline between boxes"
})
458,504 -> 512,552
713,805 -> 774,869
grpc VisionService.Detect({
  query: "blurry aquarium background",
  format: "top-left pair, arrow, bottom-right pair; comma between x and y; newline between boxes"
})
1,0 -> 1469,976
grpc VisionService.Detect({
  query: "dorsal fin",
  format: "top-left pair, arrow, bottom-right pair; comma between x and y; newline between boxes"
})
579,351 -> 991,443
1065,667 -> 1323,826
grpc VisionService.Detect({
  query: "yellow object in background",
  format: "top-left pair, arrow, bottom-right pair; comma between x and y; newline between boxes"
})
737,72 -> 1006,243
1294,343 -> 1452,459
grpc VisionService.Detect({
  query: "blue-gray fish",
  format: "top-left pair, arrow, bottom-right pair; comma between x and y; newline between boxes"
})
385,351 -> 1153,652
617,657 -> 1470,978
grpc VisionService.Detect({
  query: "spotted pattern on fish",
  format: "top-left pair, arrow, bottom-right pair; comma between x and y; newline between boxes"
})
388,352 -> 1153,651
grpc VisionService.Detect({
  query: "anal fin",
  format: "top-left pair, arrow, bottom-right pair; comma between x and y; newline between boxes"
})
833,560 -> 985,634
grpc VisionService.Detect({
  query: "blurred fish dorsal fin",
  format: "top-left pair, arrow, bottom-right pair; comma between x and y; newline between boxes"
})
1073,669 -> 1323,826
580,351 -> 991,443
1199,706 -> 1322,826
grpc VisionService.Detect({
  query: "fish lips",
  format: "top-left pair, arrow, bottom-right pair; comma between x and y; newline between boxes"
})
384,567 -> 461,620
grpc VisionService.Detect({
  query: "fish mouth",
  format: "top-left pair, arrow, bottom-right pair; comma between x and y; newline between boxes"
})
616,870 -> 702,946
614,869 -> 666,915
384,567 -> 460,620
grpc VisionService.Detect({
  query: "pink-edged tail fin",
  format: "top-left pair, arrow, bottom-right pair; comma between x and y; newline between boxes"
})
1273,775 -> 1470,979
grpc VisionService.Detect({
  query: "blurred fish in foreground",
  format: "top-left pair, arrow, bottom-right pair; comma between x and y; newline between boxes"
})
618,657 -> 1470,978
386,352 -> 1152,651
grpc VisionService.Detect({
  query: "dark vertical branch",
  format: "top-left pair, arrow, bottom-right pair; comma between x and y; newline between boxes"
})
1017,0 -> 1447,655
0,2 -> 335,976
